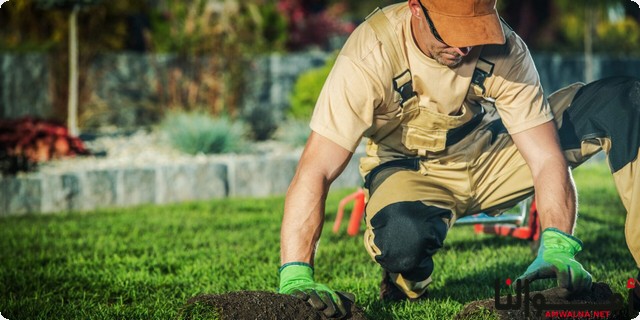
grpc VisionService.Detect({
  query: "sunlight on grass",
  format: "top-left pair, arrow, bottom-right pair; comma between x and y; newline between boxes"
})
0,160 -> 634,319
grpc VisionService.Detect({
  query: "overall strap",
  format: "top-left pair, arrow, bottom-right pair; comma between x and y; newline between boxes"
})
472,18 -> 512,96
366,8 -> 415,106
471,57 -> 494,96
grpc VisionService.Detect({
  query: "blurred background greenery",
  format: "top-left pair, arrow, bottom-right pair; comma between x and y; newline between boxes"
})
0,0 -> 639,152
2,0 -> 637,54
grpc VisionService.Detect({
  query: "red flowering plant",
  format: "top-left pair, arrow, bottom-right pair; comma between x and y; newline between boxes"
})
0,117 -> 89,175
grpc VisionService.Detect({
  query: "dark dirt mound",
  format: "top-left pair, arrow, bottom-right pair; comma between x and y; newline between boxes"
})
456,282 -> 639,320
179,291 -> 368,320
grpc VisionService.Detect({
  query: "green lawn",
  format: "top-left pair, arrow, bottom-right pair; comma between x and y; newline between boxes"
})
0,161 -> 635,319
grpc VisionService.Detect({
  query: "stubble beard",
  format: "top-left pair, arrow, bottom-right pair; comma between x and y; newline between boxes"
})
433,50 -> 464,67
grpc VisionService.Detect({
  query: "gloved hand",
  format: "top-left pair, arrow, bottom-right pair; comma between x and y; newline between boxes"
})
279,262 -> 355,318
517,228 -> 592,292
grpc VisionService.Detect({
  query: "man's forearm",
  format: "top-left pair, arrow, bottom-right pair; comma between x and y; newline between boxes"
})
280,170 -> 331,266
279,131 -> 354,266
531,157 -> 577,234
509,113 -> 591,292
511,121 -> 578,235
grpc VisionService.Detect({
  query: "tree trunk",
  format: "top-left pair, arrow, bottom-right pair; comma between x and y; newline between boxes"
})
67,5 -> 79,136
584,6 -> 595,83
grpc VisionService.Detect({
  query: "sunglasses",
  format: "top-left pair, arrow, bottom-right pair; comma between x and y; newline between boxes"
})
418,2 -> 448,45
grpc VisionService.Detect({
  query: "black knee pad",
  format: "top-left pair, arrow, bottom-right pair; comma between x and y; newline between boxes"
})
370,201 -> 450,281
563,76 -> 640,172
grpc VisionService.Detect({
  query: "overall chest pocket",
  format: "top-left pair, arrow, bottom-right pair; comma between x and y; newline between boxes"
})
400,102 -> 473,155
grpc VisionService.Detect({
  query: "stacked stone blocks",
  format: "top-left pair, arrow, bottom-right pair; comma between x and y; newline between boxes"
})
0,151 -> 364,216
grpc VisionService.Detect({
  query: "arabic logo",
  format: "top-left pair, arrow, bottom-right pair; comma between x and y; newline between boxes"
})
632,0 -> 640,8
0,0 -> 9,8
494,278 -> 634,318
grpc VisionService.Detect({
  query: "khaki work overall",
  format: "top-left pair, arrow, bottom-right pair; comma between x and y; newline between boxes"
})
360,9 -> 640,299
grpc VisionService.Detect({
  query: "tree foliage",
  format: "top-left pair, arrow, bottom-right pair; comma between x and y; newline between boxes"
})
149,0 -> 287,55
499,0 -> 640,54
34,0 -> 102,10
143,0 -> 290,117
1,0 -> 638,55
0,0 -> 144,52
276,0 -> 357,51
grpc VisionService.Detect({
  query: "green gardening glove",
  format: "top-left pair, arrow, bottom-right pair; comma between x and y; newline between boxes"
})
517,228 -> 592,292
279,262 -> 355,318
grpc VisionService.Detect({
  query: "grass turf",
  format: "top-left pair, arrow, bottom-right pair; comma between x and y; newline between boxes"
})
0,161 -> 635,319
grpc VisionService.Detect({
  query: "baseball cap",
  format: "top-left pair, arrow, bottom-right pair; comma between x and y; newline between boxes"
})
419,0 -> 505,47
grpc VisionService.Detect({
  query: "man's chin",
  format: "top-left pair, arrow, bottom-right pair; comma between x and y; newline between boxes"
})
436,56 -> 462,67
433,51 -> 464,67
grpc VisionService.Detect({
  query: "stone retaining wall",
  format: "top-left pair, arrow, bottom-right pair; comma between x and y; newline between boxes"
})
0,53 -> 52,119
0,150 -> 365,216
3,51 -> 640,122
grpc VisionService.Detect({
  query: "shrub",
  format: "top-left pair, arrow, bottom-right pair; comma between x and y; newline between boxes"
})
288,53 -> 337,120
159,112 -> 246,155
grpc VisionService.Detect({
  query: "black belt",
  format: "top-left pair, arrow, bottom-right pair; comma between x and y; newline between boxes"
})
363,158 -> 420,189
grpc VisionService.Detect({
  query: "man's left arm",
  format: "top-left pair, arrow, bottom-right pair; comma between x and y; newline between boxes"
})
511,121 -> 575,233
512,121 -> 592,292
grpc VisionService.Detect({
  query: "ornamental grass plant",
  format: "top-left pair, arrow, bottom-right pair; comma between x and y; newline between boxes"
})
159,111 -> 247,155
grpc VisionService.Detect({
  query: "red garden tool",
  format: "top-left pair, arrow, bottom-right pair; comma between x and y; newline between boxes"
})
332,188 -> 366,236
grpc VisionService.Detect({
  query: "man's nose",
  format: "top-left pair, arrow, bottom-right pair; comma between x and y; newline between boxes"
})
454,46 -> 472,56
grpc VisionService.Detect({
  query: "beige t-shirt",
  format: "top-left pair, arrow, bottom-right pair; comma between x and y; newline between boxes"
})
309,3 -> 551,153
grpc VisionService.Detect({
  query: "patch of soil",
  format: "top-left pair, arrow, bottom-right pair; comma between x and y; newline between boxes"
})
179,291 -> 368,320
456,282 -> 639,320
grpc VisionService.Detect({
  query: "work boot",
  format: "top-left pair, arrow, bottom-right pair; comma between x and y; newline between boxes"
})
379,270 -> 427,302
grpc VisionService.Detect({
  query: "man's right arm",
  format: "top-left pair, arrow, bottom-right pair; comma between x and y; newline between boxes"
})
278,131 -> 355,318
280,131 -> 354,266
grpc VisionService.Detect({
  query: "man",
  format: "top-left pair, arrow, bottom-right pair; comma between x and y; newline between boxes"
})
278,0 -> 640,317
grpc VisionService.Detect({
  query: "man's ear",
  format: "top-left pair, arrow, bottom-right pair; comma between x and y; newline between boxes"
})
408,0 -> 422,18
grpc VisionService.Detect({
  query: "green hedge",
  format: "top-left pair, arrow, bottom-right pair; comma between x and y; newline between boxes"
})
288,53 -> 338,120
